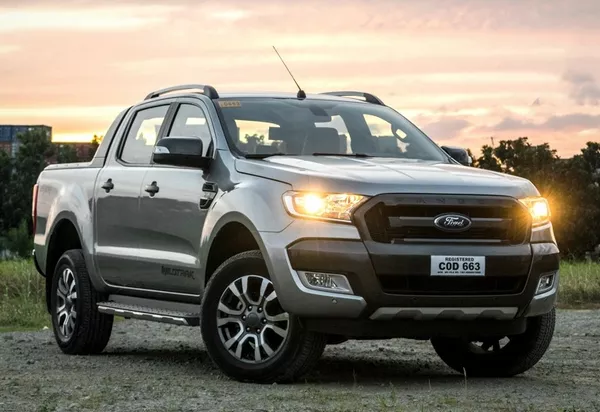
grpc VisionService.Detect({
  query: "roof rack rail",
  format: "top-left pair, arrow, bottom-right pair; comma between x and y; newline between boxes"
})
144,84 -> 220,100
320,91 -> 384,105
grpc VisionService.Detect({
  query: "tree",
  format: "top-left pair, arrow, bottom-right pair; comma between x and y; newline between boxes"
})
0,150 -> 13,234
5,129 -> 55,230
5,219 -> 32,258
475,145 -> 502,171
57,144 -> 79,164
88,134 -> 103,161
580,142 -> 600,177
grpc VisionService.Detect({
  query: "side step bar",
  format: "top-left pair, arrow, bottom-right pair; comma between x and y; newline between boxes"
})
97,301 -> 200,326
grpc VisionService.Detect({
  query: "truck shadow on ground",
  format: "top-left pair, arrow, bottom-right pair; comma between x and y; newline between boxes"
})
101,347 -> 534,386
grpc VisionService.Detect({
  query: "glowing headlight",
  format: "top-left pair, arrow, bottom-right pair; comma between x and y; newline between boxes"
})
519,197 -> 551,227
282,191 -> 367,223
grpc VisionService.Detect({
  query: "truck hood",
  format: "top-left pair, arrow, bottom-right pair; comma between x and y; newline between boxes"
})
235,156 -> 539,198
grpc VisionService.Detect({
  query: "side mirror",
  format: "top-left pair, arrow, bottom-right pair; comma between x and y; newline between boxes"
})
441,145 -> 472,166
152,136 -> 211,169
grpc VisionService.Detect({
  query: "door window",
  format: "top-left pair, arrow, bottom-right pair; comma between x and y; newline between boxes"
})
168,104 -> 212,156
120,105 -> 169,164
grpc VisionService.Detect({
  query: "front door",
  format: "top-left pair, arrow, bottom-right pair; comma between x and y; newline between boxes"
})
136,102 -> 215,293
94,104 -> 171,288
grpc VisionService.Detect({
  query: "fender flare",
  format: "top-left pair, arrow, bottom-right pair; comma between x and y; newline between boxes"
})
44,211 -> 105,293
199,211 -> 272,284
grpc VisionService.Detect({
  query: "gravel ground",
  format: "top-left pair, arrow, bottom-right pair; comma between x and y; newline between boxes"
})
1,310 -> 599,412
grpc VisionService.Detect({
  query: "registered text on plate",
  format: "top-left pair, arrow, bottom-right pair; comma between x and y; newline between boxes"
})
430,256 -> 486,276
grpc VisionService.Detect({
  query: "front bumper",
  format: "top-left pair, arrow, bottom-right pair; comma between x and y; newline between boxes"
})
261,221 -> 559,321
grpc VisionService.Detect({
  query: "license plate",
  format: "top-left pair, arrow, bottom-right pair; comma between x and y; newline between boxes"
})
430,256 -> 485,276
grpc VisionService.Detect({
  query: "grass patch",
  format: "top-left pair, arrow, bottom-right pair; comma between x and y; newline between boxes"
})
557,261 -> 600,308
0,259 -> 49,330
0,298 -> 49,330
0,258 -> 599,330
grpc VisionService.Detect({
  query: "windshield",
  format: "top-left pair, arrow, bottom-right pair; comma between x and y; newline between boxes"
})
216,98 -> 447,161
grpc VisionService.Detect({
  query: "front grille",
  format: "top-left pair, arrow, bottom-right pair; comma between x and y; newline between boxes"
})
378,275 -> 527,295
357,195 -> 531,245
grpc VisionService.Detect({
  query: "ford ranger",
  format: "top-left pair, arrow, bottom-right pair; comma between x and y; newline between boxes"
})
32,84 -> 559,383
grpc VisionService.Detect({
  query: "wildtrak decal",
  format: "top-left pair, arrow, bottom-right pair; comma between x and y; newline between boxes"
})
161,266 -> 196,280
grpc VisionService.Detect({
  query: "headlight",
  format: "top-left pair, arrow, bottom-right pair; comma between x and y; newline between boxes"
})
282,191 -> 367,223
519,197 -> 551,227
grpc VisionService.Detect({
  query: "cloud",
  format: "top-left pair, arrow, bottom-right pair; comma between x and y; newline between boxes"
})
420,118 -> 471,140
0,45 -> 19,54
493,117 -> 533,131
209,9 -> 252,22
562,70 -> 600,106
490,113 -> 600,132
0,5 -> 178,32
544,114 -> 600,129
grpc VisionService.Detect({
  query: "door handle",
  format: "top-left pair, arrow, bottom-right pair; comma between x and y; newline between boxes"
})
145,181 -> 160,197
101,179 -> 114,193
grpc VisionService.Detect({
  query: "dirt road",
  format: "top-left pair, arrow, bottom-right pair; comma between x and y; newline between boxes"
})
1,310 -> 599,412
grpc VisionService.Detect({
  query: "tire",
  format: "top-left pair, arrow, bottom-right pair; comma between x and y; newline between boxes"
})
431,308 -> 556,377
50,249 -> 113,355
200,250 -> 327,383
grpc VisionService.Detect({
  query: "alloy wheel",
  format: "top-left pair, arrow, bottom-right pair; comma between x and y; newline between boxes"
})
56,268 -> 78,339
216,275 -> 290,364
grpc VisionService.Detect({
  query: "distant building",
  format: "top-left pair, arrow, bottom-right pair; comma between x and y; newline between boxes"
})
0,141 -> 11,156
0,125 -> 52,157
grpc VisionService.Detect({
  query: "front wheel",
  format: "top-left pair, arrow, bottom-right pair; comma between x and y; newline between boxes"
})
431,308 -> 556,377
200,250 -> 327,383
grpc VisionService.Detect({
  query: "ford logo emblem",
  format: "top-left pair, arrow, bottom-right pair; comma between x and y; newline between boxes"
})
433,213 -> 472,232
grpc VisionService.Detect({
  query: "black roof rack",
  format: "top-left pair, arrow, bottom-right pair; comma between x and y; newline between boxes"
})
320,91 -> 384,105
144,84 -> 220,100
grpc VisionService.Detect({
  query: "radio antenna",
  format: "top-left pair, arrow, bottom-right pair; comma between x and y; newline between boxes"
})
272,46 -> 306,99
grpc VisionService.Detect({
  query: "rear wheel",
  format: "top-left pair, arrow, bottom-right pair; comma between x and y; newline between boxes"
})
201,250 -> 327,383
50,250 -> 113,354
431,309 -> 555,377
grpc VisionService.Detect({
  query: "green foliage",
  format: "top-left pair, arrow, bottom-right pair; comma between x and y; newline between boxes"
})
0,149 -> 13,233
475,144 -> 502,171
87,134 -> 103,161
56,144 -> 79,164
559,261 -> 600,307
0,259 -> 48,329
2,129 -> 54,233
5,220 -> 33,258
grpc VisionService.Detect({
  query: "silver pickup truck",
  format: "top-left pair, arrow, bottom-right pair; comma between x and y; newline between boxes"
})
33,84 -> 559,383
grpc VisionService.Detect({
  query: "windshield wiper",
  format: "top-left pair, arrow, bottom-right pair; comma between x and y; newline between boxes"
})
311,152 -> 372,157
244,153 -> 287,159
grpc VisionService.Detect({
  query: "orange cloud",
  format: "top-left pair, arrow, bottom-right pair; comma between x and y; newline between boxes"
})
0,0 -> 598,156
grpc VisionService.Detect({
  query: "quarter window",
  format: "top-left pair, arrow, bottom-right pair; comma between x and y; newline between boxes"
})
121,105 -> 169,164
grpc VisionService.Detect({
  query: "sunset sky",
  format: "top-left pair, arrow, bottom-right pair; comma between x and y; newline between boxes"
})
1,0 -> 599,157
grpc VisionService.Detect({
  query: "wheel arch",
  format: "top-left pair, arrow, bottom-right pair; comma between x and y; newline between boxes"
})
201,212 -> 272,290
44,216 -> 82,312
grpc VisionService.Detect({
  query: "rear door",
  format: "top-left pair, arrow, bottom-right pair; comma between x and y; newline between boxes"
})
136,100 -> 215,293
94,103 -> 173,288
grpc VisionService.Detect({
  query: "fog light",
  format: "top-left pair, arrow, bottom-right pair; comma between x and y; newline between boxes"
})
537,273 -> 556,295
298,271 -> 353,294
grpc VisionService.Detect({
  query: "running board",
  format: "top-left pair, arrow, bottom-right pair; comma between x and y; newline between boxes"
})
97,301 -> 200,326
